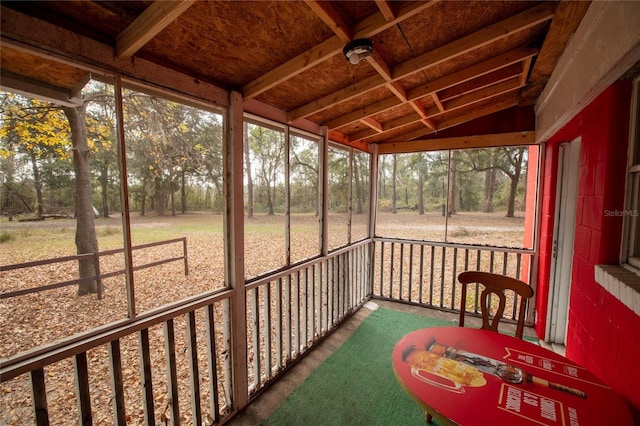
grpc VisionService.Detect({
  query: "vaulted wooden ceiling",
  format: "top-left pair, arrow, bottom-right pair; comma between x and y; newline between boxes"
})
0,1 -> 590,152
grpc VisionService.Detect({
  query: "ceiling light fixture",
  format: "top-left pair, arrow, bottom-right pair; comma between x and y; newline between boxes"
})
343,38 -> 373,64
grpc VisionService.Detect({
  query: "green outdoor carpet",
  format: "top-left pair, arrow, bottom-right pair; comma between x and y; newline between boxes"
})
263,307 -> 455,426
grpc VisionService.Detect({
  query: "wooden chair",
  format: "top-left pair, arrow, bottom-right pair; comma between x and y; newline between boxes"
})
425,271 -> 533,424
457,270 -> 534,339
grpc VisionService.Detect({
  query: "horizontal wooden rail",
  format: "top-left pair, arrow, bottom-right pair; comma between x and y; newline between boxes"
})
0,237 -> 188,299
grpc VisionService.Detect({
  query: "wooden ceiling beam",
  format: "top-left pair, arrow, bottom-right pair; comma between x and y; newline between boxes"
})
326,47 -> 537,129
376,131 -> 535,154
365,50 -> 409,102
327,96 -> 403,129
436,63 -> 523,103
243,1 -> 438,99
0,70 -> 83,107
308,3 -> 411,109
304,1 -> 352,42
410,101 -> 437,130
116,0 -> 195,58
380,93 -> 520,143
393,2 -> 555,79
519,1 -> 591,105
361,117 -> 384,133
432,93 -> 445,113
407,48 -> 537,100
349,77 -> 523,142
295,4 -> 553,121
520,56 -> 533,87
375,0 -> 396,22
289,74 -> 386,122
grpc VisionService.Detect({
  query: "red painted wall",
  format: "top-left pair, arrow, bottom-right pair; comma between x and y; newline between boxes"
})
536,81 -> 640,411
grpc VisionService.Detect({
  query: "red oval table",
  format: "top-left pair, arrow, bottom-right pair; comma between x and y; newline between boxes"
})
392,327 -> 633,426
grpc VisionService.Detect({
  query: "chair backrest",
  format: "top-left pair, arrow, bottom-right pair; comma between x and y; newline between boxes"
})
457,271 -> 534,339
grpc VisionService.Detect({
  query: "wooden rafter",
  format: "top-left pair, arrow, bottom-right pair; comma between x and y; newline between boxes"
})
291,3 -> 554,122
376,131 -> 535,154
349,76 -> 524,142
307,3 -> 410,106
0,70 -> 83,107
361,117 -> 384,133
432,94 -> 445,113
242,1 -> 438,99
304,1 -> 352,42
437,63 -> 524,102
326,48 -> 537,129
381,93 -> 521,143
375,0 -> 396,22
116,0 -> 195,58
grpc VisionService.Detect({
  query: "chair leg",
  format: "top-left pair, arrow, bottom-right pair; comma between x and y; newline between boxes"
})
425,411 -> 433,424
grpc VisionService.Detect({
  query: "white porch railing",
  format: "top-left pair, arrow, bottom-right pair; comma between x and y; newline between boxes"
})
372,237 -> 535,322
0,238 -> 534,424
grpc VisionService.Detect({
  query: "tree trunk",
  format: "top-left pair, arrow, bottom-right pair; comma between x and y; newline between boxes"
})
244,122 -> 254,218
267,179 -> 275,215
181,169 -> 187,214
447,151 -> 458,217
484,168 -> 497,213
392,154 -> 397,214
154,176 -> 165,216
63,106 -> 99,296
417,173 -> 424,215
29,151 -> 44,216
506,148 -> 525,217
100,164 -> 109,218
353,158 -> 363,214
506,174 -> 519,217
141,175 -> 147,216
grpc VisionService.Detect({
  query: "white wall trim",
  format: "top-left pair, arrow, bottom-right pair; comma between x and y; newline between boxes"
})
595,265 -> 640,316
535,1 -> 640,143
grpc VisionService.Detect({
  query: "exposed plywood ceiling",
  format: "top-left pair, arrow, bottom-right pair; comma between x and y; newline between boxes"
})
0,0 -> 590,152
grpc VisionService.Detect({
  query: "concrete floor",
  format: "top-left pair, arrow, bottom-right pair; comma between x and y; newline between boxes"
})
225,299 -> 540,426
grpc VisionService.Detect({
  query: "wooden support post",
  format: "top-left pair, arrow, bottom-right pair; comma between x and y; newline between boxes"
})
225,91 -> 248,410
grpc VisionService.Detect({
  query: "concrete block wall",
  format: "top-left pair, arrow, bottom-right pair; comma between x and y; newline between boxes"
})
537,81 -> 640,410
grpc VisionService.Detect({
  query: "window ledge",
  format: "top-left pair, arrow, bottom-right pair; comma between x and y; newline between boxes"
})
594,265 -> 640,315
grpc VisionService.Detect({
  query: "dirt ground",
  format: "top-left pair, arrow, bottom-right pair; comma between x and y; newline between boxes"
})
0,210 -> 526,424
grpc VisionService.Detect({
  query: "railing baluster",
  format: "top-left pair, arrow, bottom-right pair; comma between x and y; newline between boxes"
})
138,328 -> 155,424
275,277 -> 282,367
294,271 -> 301,355
475,250 -> 481,313
399,243 -> 404,300
251,288 -> 260,388
74,352 -> 92,426
451,247 -> 458,310
408,244 -> 414,303
440,246 -> 446,308
302,269 -> 308,350
163,319 -> 180,426
379,241 -> 385,296
263,283 -> 272,380
419,245 -> 424,304
338,255 -> 343,319
389,242 -> 395,299
30,368 -> 49,426
186,311 -> 202,424
429,246 -> 435,306
205,305 -> 220,423
332,257 -> 338,322
284,276 -> 291,359
317,263 -> 323,336
311,264 -> 316,340
108,339 -> 127,426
